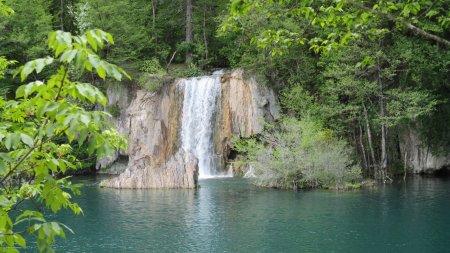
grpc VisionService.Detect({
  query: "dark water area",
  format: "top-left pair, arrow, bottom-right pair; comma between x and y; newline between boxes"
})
42,177 -> 449,252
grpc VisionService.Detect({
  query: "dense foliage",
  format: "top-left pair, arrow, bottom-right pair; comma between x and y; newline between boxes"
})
221,0 -> 449,181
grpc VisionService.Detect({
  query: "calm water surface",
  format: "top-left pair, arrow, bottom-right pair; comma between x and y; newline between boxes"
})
46,177 -> 449,252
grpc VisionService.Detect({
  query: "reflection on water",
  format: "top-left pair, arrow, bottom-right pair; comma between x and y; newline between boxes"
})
47,177 -> 450,252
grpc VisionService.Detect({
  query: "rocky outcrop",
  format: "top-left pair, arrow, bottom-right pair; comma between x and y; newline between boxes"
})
218,70 -> 279,137
214,70 -> 279,168
97,82 -> 132,173
400,129 -> 450,173
100,70 -> 279,188
101,149 -> 198,188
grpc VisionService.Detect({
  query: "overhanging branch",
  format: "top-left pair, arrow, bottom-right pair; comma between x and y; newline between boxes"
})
353,2 -> 450,47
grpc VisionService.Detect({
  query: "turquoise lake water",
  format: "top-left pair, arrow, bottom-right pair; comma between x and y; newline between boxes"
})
43,177 -> 450,252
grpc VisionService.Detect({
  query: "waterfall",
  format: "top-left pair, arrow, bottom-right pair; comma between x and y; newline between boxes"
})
180,74 -> 232,179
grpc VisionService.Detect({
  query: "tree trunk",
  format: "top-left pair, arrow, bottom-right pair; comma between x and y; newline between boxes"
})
151,0 -> 157,43
185,0 -> 193,65
358,119 -> 368,173
377,54 -> 388,181
380,95 -> 387,180
201,0 -> 208,69
363,103 -> 377,177
166,51 -> 177,72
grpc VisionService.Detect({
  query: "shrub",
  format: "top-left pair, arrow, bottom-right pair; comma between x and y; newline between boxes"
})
139,58 -> 165,74
183,67 -> 203,77
137,74 -> 164,92
233,117 -> 361,190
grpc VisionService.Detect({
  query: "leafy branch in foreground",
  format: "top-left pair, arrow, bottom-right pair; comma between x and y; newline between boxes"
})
0,29 -> 128,252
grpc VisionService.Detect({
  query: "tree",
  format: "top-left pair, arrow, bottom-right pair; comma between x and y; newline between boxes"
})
185,0 -> 194,64
316,41 -> 438,179
0,29 -> 128,252
68,0 -> 155,63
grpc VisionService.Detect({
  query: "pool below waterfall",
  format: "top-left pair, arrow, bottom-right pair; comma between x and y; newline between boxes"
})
42,176 -> 450,252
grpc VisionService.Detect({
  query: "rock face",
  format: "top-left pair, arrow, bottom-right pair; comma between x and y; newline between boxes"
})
100,70 -> 279,188
214,70 -> 279,168
97,82 -> 132,174
400,129 -> 450,173
102,149 -> 198,188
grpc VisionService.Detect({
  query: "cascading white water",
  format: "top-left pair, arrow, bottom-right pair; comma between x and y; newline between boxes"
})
180,74 -> 232,179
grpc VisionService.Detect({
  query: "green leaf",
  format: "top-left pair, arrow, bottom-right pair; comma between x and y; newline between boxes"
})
94,30 -> 105,48
42,102 -> 60,117
20,134 -> 34,147
77,128 -> 89,145
50,222 -> 62,236
59,49 -> 78,63
5,248 -> 19,253
53,31 -> 73,57
16,81 -> 44,98
388,4 -> 398,11
425,10 -> 438,18
0,159 -> 7,175
4,133 -> 20,150
96,65 -> 106,79
48,31 -> 57,49
86,31 -> 98,52
79,114 -> 91,126
106,33 -> 114,44
14,234 -> 26,247
35,57 -> 54,73
15,210 -> 45,223
0,153 -> 13,163
87,135 -> 97,155
88,54 -> 100,69
20,62 -> 34,81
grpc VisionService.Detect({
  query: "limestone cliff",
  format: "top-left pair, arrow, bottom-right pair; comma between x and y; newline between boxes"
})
400,129 -> 450,173
214,70 -> 279,169
100,70 -> 279,188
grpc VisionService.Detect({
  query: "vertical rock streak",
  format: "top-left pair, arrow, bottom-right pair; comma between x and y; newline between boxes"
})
180,76 -> 221,178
